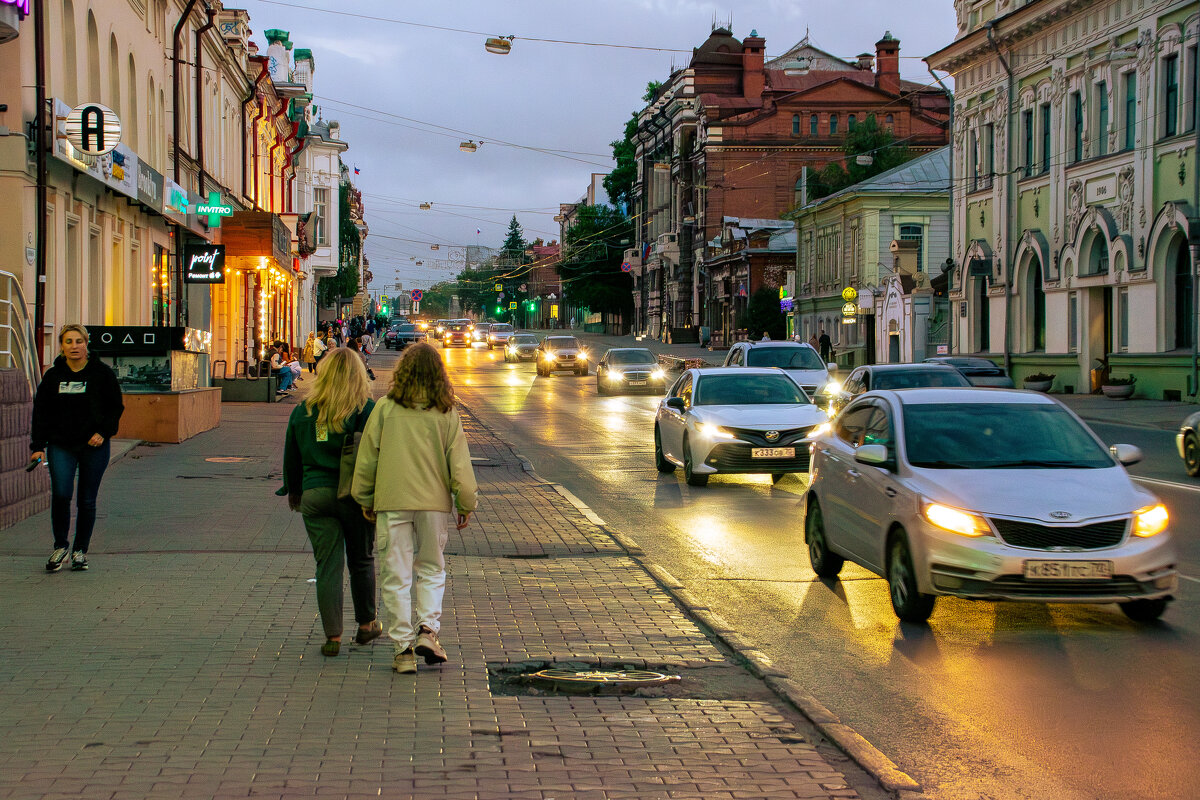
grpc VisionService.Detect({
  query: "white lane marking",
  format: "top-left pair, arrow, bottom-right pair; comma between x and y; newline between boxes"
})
1133,476 -> 1200,494
1179,574 -> 1200,584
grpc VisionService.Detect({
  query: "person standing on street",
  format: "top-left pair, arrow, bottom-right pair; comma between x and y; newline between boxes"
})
301,332 -> 322,374
352,342 -> 477,675
818,329 -> 832,362
29,324 -> 125,573
282,348 -> 381,657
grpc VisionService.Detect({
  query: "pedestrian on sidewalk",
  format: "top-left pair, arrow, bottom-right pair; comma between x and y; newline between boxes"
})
29,323 -> 125,573
352,342 -> 477,675
347,337 -> 375,381
271,344 -> 296,395
282,348 -> 382,657
301,332 -> 321,374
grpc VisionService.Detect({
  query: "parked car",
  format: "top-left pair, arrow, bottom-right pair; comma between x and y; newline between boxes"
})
924,356 -> 1015,388
442,321 -> 470,348
805,388 -> 1176,623
830,364 -> 972,414
596,348 -> 667,395
723,341 -> 835,397
385,322 -> 422,350
504,333 -> 540,362
1178,410 -> 1200,477
471,323 -> 491,345
487,323 -> 515,349
654,367 -> 829,487
535,336 -> 589,376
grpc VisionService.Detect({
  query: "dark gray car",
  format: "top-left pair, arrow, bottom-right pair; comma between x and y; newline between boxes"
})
1178,410 -> 1200,477
924,356 -> 1015,388
831,364 -> 972,414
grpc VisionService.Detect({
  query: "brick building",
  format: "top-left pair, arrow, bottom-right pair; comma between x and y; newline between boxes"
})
629,27 -> 950,343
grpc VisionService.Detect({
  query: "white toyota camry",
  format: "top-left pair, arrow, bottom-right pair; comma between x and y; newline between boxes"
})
654,367 -> 830,487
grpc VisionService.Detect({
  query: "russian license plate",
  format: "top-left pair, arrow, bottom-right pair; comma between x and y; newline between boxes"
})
628,380 -> 647,386
1023,560 -> 1114,580
752,447 -> 795,459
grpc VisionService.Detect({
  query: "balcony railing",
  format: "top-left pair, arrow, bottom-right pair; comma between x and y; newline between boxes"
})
0,269 -> 42,394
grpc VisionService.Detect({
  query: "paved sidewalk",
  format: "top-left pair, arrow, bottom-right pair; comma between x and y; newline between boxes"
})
0,381 -> 875,799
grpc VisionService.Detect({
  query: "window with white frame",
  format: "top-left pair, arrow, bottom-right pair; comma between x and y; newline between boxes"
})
1071,91 -> 1084,162
899,224 -> 924,272
1040,102 -> 1052,172
1117,287 -> 1129,352
314,187 -> 328,246
1187,44 -> 1198,133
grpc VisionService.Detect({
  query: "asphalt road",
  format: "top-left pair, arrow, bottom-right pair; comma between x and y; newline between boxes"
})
401,341 -> 1199,800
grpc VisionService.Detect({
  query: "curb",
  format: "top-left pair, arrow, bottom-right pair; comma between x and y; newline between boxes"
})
459,400 -> 922,797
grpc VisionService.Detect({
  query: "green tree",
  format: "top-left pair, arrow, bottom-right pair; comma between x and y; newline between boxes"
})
603,81 -> 662,212
738,286 -> 787,340
558,204 -> 633,318
500,215 -> 526,264
806,116 -> 913,202
417,281 -> 455,318
318,180 -> 361,306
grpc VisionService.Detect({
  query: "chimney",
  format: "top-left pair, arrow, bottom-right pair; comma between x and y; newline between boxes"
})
856,52 -> 874,71
875,31 -> 900,94
742,29 -> 766,102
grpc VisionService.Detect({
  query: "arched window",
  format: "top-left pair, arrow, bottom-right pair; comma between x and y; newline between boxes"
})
810,114 -> 818,135
108,35 -> 120,116
792,114 -> 800,135
126,54 -> 138,151
147,74 -> 156,166
1174,237 -> 1194,349
885,113 -> 895,127
86,11 -> 100,102
62,1 -> 78,105
848,113 -> 857,131
1027,254 -> 1046,350
829,114 -> 839,134
1083,234 -> 1110,276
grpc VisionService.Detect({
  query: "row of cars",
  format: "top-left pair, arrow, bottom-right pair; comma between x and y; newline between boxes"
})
649,339 -> 1178,625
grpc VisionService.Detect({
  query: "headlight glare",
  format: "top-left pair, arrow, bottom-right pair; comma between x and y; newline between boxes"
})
651,368 -> 666,380
923,503 -> 990,537
695,422 -> 737,440
822,379 -> 842,395
1133,504 -> 1169,537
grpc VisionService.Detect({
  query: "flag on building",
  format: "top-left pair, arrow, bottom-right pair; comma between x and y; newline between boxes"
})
476,228 -> 481,235
354,166 -> 360,175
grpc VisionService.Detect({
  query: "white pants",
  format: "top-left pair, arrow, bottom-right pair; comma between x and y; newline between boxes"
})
376,510 -> 449,653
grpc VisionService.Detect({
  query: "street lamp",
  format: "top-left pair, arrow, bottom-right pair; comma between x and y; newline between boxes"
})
485,36 -> 514,54
459,140 -> 481,153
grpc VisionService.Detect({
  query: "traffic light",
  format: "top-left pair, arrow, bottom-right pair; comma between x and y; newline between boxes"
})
495,305 -> 502,314
382,303 -> 389,315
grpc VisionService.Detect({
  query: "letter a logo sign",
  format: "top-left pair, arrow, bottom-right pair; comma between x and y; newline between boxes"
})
66,103 -> 122,156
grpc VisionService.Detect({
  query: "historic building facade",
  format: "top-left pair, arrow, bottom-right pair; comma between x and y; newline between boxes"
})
928,0 -> 1199,397
628,27 -> 950,343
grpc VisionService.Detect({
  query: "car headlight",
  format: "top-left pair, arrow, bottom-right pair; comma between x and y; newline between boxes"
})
544,352 -> 556,361
822,379 -> 842,395
1133,504 -> 1169,537
695,422 -> 738,440
651,368 -> 665,380
923,503 -> 991,537
808,422 -> 831,438
606,371 -> 623,383
577,352 -> 588,361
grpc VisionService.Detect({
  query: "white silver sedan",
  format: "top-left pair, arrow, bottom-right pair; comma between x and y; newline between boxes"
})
654,368 -> 829,487
805,388 -> 1177,623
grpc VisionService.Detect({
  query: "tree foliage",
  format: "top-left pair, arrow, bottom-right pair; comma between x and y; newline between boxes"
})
603,81 -> 661,213
806,116 -> 913,202
738,286 -> 788,341
558,204 -> 633,317
318,180 -> 361,306
416,281 -> 455,318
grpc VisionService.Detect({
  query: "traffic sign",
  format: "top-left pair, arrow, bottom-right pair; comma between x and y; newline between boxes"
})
621,261 -> 633,272
410,289 -> 423,302
508,302 -> 517,310
65,103 -> 121,156
494,283 -> 503,292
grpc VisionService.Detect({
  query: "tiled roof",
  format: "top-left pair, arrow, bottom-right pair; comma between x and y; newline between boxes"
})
807,146 -> 949,208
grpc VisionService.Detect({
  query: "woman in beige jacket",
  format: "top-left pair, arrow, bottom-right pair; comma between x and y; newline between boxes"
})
351,342 -> 477,674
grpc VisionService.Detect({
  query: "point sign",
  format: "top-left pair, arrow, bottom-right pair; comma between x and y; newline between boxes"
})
410,289 -> 423,302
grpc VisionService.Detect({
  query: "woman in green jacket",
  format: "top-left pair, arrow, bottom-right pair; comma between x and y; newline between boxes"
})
352,342 -> 477,674
282,348 -> 381,656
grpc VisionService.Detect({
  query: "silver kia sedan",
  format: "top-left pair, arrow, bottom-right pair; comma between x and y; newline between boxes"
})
805,388 -> 1176,623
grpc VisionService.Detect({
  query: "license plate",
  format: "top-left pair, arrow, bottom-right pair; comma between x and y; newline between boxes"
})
1023,560 -> 1114,580
628,380 -> 647,386
752,447 -> 795,458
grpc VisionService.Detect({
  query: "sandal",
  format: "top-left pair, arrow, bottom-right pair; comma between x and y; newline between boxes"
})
355,620 -> 383,645
321,639 -> 341,657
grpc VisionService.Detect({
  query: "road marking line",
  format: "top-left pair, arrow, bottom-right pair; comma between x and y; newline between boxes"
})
1178,574 -> 1200,584
1133,476 -> 1200,494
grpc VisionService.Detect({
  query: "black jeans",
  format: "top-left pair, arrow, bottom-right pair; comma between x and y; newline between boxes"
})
298,487 -> 377,638
47,441 -> 111,553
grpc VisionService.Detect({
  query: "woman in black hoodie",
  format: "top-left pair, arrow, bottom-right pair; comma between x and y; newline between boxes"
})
29,324 -> 124,572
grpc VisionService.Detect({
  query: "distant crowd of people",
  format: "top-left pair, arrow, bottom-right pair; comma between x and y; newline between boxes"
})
270,315 -> 383,397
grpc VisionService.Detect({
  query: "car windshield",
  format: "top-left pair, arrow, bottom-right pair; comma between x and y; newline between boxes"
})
448,323 -> 468,332
609,350 -> 658,366
511,335 -> 538,345
397,324 -> 415,332
546,338 -> 578,350
745,346 -> 826,370
873,369 -> 972,390
695,374 -> 810,405
491,324 -> 513,333
903,403 -> 1115,469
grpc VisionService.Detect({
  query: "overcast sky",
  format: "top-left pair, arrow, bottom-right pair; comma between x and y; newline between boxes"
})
234,0 -> 958,292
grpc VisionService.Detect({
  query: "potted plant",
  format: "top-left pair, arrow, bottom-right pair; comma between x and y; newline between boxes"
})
1101,374 -> 1136,399
1023,372 -> 1055,392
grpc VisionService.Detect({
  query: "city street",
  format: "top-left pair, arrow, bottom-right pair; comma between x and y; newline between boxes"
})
444,335 -> 1200,800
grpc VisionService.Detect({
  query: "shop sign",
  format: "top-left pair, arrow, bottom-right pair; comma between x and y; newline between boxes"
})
163,179 -> 189,219
86,326 -> 209,355
2,0 -> 31,15
841,301 -> 858,321
65,103 -> 121,156
52,100 -> 137,199
183,244 -> 226,284
841,286 -> 858,303
271,214 -> 291,265
192,191 -> 233,228
136,160 -> 163,212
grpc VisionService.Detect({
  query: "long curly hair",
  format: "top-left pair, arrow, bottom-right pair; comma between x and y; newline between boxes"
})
303,348 -> 371,433
388,342 -> 455,412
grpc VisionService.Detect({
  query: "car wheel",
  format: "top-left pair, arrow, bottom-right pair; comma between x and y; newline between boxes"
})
683,436 -> 708,487
1184,431 -> 1200,478
771,472 -> 786,484
805,498 -> 844,579
654,425 -> 675,473
1120,598 -> 1168,623
887,533 -> 935,623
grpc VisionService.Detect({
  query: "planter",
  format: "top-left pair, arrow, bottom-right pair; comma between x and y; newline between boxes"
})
1023,380 -> 1053,392
1101,383 -> 1135,399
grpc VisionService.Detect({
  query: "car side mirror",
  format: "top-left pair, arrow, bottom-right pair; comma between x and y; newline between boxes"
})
827,362 -> 839,373
855,444 -> 890,467
1109,444 -> 1143,466
666,397 -> 686,412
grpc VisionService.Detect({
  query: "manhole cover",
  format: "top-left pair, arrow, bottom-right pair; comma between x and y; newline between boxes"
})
205,457 -> 256,463
528,668 -> 681,687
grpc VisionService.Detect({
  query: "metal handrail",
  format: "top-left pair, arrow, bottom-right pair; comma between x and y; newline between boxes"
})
0,270 -> 43,396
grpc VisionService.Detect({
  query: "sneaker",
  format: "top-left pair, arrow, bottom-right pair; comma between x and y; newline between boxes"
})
46,547 -> 69,572
414,627 -> 447,664
70,551 -> 89,571
393,648 -> 416,674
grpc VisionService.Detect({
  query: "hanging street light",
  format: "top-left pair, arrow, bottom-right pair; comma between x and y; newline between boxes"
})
459,140 -> 481,153
484,36 -> 514,54
419,201 -> 432,210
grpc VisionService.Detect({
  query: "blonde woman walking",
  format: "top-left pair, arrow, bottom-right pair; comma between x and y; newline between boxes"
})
352,342 -> 477,674
282,348 -> 381,656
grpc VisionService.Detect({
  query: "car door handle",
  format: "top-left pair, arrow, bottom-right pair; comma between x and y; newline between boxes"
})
885,487 -> 898,498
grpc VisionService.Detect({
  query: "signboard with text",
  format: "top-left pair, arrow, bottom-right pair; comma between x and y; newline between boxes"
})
183,244 -> 226,284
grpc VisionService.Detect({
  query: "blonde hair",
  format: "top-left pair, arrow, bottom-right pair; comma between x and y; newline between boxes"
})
58,323 -> 89,352
303,348 -> 371,433
387,342 -> 455,413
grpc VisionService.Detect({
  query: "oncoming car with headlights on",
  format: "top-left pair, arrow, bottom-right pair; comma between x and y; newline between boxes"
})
654,368 -> 829,487
804,388 -> 1177,624
535,336 -> 589,376
487,323 -> 515,349
504,333 -> 540,362
596,348 -> 667,395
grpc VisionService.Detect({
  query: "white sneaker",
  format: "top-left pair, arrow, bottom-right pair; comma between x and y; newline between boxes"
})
46,547 -> 69,572
414,627 -> 447,664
